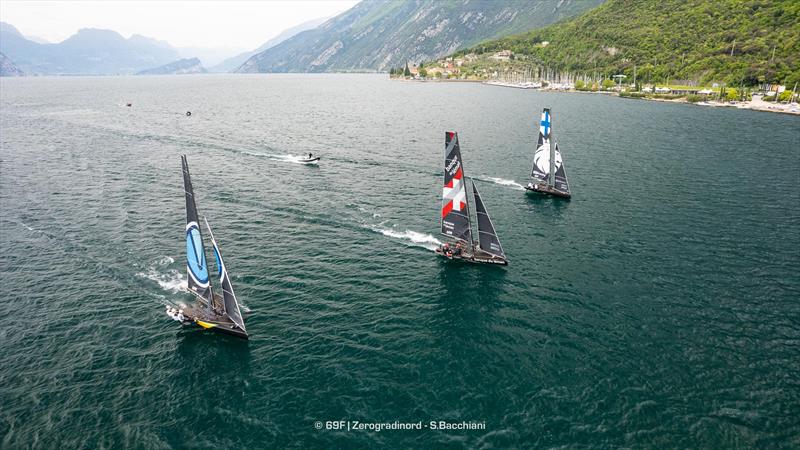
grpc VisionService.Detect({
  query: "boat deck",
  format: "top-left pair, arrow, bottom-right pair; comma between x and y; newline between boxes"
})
178,295 -> 248,339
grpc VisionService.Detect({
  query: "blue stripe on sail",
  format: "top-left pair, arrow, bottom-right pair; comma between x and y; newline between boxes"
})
186,226 -> 209,284
213,244 -> 222,276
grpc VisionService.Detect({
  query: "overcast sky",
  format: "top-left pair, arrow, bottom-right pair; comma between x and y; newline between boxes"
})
0,1 -> 359,51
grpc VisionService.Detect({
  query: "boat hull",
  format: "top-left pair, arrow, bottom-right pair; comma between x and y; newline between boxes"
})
174,296 -> 249,339
435,247 -> 508,266
524,183 -> 571,199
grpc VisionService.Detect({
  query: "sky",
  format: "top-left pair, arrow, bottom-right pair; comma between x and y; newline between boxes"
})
0,1 -> 359,51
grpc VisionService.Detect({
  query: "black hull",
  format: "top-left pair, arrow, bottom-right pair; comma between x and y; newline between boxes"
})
435,248 -> 508,266
524,184 -> 571,199
175,297 -> 249,340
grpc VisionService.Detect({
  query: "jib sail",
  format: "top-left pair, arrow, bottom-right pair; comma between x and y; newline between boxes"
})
472,183 -> 506,259
553,143 -> 571,194
204,218 -> 246,332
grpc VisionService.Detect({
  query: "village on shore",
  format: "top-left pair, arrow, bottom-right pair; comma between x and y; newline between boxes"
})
389,50 -> 800,116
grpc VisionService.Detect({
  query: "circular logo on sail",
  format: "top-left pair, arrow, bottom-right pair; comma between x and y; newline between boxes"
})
534,144 -> 563,175
186,224 -> 209,286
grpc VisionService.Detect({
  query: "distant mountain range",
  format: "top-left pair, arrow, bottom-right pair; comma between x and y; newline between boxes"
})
237,0 -> 604,73
136,57 -> 207,75
0,22 -> 179,75
451,0 -> 800,87
211,16 -> 329,73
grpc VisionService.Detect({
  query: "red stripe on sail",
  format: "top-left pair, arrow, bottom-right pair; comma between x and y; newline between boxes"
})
454,167 -> 462,180
442,199 -> 454,218
445,179 -> 453,188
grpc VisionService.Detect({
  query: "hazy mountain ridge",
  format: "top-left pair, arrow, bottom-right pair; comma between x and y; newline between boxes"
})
0,22 -> 180,74
237,0 -> 604,73
135,57 -> 207,75
211,16 -> 329,73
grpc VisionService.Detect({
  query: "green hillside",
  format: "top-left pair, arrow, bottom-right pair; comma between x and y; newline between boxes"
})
454,0 -> 800,86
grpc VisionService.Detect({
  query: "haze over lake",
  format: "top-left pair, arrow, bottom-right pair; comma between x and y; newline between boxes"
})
1,74 -> 798,448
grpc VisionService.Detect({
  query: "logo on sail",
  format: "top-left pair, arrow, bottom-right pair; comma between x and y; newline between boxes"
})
442,166 -> 466,218
533,144 -> 563,175
185,222 -> 209,286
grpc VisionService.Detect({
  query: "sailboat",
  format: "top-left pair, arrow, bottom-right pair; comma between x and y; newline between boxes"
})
435,132 -> 508,266
524,108 -> 572,199
166,155 -> 248,339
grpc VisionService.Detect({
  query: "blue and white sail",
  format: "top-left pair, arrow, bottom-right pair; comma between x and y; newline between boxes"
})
530,108 -> 570,194
182,155 -> 213,306
204,218 -> 246,332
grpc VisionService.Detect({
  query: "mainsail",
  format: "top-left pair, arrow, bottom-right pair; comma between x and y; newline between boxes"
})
472,183 -> 506,259
441,132 -> 472,243
204,218 -> 246,332
181,155 -> 213,306
530,108 -> 552,184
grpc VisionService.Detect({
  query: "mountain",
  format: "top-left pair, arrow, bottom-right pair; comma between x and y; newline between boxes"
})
136,57 -> 207,75
0,22 -> 180,75
454,0 -> 800,86
211,16 -> 329,73
177,46 -> 246,68
236,0 -> 604,73
1,52 -> 24,76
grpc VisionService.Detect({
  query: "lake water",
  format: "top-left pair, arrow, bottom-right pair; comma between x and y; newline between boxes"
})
1,74 -> 798,448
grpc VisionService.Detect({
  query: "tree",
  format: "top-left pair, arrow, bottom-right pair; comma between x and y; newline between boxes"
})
778,90 -> 794,102
419,62 -> 424,69
726,88 -> 738,102
602,79 -> 615,90
419,68 -> 428,78
403,63 -> 411,77
575,79 -> 585,90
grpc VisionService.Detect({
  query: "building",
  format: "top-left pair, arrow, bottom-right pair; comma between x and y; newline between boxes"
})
490,50 -> 513,61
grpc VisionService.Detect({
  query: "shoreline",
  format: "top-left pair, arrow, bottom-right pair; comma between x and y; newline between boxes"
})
392,77 -> 800,116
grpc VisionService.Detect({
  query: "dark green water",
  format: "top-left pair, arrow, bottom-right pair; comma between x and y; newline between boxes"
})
1,74 -> 798,449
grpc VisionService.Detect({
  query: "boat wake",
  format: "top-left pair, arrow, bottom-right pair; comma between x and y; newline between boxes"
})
242,151 -> 319,165
473,176 -> 526,191
368,226 -> 442,251
136,267 -> 185,294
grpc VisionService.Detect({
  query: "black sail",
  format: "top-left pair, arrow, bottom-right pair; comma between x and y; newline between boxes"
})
472,183 -> 506,259
441,132 -> 472,243
553,143 -> 571,194
530,108 -> 552,184
205,218 -> 246,331
182,156 -> 213,305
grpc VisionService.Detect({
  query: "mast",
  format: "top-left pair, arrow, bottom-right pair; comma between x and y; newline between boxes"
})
181,155 -> 214,313
548,110 -> 555,188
